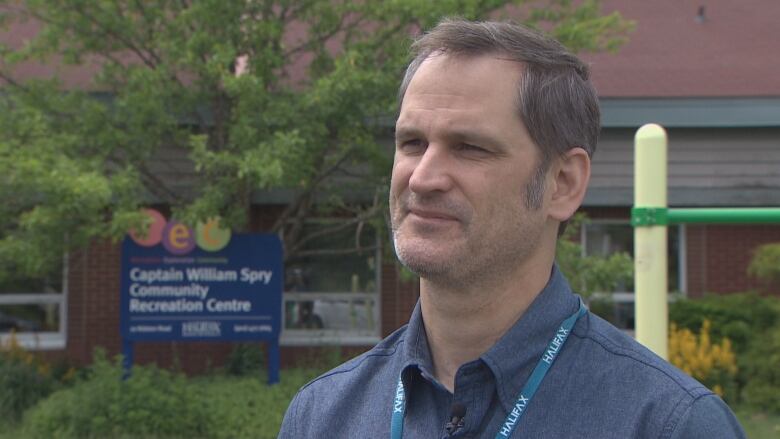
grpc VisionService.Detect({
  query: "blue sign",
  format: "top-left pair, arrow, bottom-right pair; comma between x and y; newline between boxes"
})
120,233 -> 283,341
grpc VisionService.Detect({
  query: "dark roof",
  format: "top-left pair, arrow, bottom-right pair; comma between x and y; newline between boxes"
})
582,0 -> 780,97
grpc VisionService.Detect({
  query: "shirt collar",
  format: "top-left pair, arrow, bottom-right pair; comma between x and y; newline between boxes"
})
399,299 -> 436,384
481,265 -> 580,412
400,265 -> 580,412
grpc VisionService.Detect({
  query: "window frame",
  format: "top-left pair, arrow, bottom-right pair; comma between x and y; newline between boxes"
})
0,254 -> 68,350
279,223 -> 382,346
579,219 -> 687,333
579,219 -> 687,295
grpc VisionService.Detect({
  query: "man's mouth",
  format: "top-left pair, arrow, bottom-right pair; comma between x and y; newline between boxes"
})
407,208 -> 459,222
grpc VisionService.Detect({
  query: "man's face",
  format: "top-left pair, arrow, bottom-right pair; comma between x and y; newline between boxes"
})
390,54 -> 551,283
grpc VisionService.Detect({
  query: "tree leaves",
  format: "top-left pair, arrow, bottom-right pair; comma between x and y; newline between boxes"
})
0,0 -> 632,281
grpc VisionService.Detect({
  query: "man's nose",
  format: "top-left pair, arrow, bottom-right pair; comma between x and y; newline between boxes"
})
408,144 -> 454,194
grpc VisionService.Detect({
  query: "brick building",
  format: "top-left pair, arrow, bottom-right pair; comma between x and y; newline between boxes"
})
579,0 -> 780,297
2,1 -> 779,371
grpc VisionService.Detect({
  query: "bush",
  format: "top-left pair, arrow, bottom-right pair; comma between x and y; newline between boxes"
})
0,332 -> 56,422
670,293 -> 780,411
669,292 -> 779,354
0,358 -> 55,423
669,320 -> 738,401
20,349 -> 325,439
556,214 -> 634,299
741,323 -> 780,413
201,368 -> 323,439
748,243 -> 780,285
225,343 -> 265,376
23,350 -> 213,439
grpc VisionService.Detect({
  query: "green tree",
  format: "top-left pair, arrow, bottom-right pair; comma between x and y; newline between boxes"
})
748,243 -> 780,287
0,0 -> 632,282
556,214 -> 634,298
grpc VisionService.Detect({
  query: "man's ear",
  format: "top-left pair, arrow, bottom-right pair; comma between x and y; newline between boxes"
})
547,147 -> 591,222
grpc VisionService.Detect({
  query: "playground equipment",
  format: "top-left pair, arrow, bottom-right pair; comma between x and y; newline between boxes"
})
632,124 -> 780,360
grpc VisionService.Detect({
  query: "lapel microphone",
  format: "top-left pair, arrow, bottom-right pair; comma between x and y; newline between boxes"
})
445,402 -> 467,436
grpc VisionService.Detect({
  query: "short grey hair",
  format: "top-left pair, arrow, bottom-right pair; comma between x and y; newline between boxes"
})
398,18 -> 600,176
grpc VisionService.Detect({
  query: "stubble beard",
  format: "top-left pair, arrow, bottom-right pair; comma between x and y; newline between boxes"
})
390,192 -> 470,281
390,174 -> 547,287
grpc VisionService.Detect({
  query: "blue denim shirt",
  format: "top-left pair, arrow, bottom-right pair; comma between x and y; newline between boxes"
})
278,268 -> 746,438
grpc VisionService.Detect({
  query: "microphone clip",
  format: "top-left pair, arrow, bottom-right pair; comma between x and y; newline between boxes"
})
445,403 -> 466,436
444,415 -> 465,436
445,416 -> 465,435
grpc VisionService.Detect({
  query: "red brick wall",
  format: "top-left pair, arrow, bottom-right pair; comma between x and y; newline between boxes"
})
686,224 -> 780,297
380,263 -> 419,337
581,206 -> 630,220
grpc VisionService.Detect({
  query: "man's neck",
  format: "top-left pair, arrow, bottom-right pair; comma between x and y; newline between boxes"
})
420,257 -> 553,393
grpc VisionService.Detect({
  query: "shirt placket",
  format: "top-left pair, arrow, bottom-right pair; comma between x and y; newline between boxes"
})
444,361 -> 495,439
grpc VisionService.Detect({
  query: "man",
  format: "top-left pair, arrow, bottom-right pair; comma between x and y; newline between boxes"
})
278,19 -> 745,438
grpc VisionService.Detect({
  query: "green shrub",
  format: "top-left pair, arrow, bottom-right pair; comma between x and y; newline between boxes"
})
23,350 -> 212,439
0,357 -> 55,422
670,293 -> 780,411
225,343 -> 265,376
20,344 -> 348,438
669,292 -> 779,354
556,214 -> 634,299
0,333 -> 57,423
669,320 -> 739,402
748,243 -> 780,285
200,368 -> 323,439
741,324 -> 780,413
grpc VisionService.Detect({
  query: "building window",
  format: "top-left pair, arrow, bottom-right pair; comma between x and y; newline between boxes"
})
581,220 -> 685,330
281,221 -> 380,345
0,255 -> 67,350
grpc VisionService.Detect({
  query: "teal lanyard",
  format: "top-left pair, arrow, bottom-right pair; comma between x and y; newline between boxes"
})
390,300 -> 586,439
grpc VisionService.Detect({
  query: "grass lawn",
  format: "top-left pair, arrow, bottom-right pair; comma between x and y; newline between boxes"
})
735,407 -> 780,439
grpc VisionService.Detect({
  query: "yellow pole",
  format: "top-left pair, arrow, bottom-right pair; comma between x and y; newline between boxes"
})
634,124 -> 668,359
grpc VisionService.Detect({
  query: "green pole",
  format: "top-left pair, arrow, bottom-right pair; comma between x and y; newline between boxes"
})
668,208 -> 780,224
631,128 -> 780,362
634,124 -> 668,360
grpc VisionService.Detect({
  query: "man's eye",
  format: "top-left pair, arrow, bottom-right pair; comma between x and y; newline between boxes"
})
399,139 -> 425,153
457,143 -> 487,153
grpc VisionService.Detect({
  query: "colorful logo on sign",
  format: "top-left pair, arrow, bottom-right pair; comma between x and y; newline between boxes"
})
129,209 -> 231,254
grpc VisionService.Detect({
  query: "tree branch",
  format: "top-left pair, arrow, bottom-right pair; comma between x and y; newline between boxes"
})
67,2 -> 162,69
287,201 -> 382,256
283,12 -> 348,59
270,141 -> 352,233
290,245 -> 378,259
105,151 -> 183,205
0,69 -> 27,91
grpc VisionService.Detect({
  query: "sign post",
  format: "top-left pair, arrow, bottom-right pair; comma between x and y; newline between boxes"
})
121,212 -> 283,384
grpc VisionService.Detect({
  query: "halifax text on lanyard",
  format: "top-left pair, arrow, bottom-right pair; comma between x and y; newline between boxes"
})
390,299 -> 587,439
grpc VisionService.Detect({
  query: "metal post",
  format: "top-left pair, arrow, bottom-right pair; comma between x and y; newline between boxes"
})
122,339 -> 134,380
268,341 -> 280,385
668,208 -> 780,224
634,124 -> 669,360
